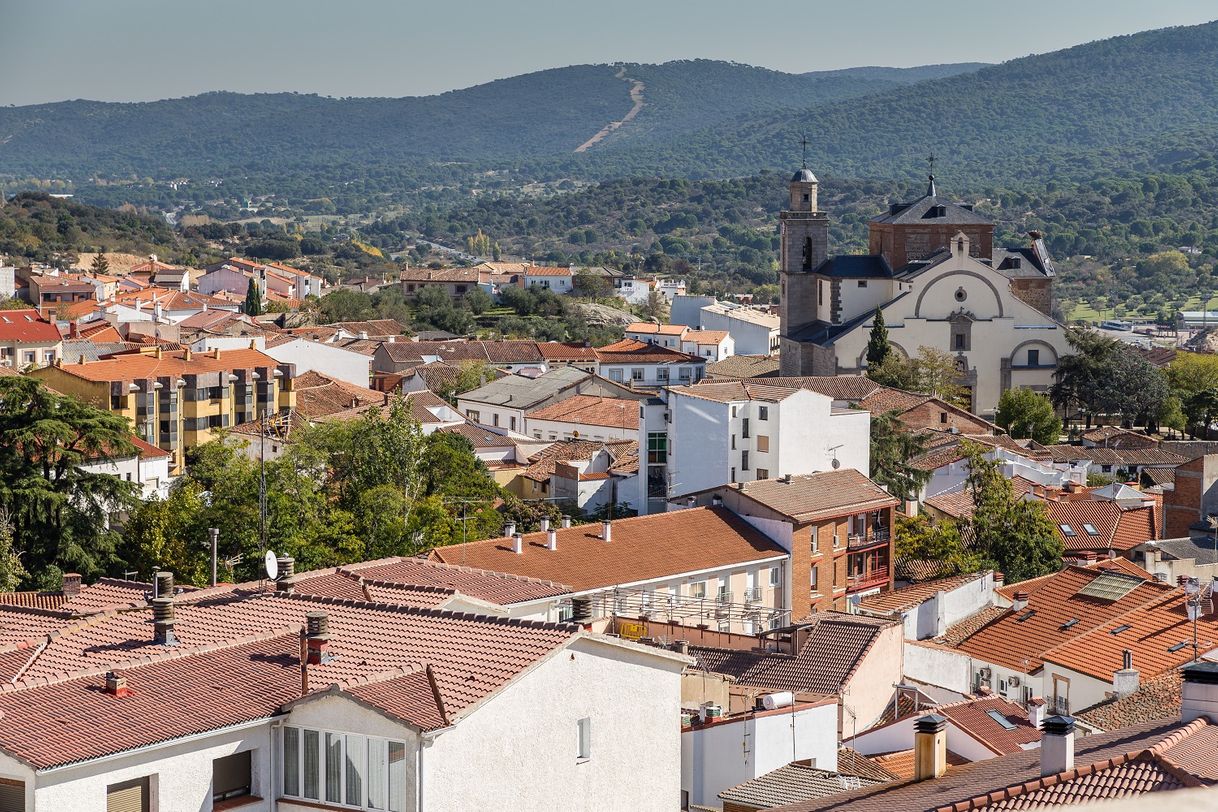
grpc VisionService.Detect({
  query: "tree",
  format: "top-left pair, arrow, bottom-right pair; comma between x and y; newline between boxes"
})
1167,352 -> 1218,436
243,279 -> 262,316
89,253 -> 110,275
868,411 -> 932,500
911,346 -> 967,406
0,509 -> 26,592
995,388 -> 1062,444
573,271 -> 611,300
894,514 -> 980,577
962,442 -> 1063,583
319,289 -> 375,323
639,290 -> 667,321
0,376 -> 139,582
867,352 -> 918,391
1051,328 -> 1170,428
463,287 -> 493,315
865,309 -> 891,367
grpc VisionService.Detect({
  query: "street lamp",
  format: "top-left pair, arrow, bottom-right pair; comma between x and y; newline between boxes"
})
1185,577 -> 1202,662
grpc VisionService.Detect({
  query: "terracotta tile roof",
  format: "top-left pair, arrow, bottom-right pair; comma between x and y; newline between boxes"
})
848,749 -> 970,782
0,591 -> 66,611
1077,669 -> 1182,732
38,347 -> 280,383
1047,501 -> 1158,551
689,613 -> 895,695
380,340 -> 543,365
519,439 -> 637,482
857,573 -> 990,615
343,557 -> 570,604
112,289 -> 233,310
859,390 -> 1001,432
836,747 -> 901,782
78,324 -> 125,343
0,309 -> 61,343
717,469 -> 899,523
1040,444 -> 1187,467
327,319 -> 406,338
746,376 -> 883,401
718,762 -> 887,809
937,696 -> 1041,755
704,354 -> 782,380
526,394 -> 639,430
1080,427 -> 1161,449
932,606 -> 1012,648
439,422 -> 523,449
523,265 -> 573,276
536,341 -> 599,362
669,380 -> 805,404
292,370 -> 384,419
993,557 -> 1153,602
766,718 -> 1200,812
592,338 -> 703,364
431,507 -> 787,592
60,578 -> 155,613
625,322 -> 688,336
949,566 -> 1177,673
683,329 -> 729,345
338,668 -> 448,731
400,267 -> 481,284
0,606 -> 73,647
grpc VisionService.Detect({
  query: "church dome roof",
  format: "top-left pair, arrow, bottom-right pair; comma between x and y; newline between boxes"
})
790,168 -> 818,183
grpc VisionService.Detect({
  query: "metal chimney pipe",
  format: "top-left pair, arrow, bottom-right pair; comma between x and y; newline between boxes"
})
540,517 -> 550,532
547,529 -> 558,551
601,520 -> 612,542
561,515 -> 571,529
512,534 -> 524,554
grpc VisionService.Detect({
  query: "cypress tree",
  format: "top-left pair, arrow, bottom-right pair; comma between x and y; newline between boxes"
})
244,279 -> 262,316
866,308 -> 891,366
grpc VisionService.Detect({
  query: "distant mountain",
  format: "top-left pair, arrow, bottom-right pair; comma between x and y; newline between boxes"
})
799,63 -> 990,82
0,60 -> 985,181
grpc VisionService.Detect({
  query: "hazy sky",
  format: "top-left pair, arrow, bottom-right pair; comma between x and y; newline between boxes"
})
2,0 -> 1215,105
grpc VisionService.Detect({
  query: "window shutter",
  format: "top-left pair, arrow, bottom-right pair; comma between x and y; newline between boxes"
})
106,777 -> 149,812
0,779 -> 24,812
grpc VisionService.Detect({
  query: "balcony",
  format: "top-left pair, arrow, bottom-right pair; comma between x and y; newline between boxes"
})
742,587 -> 762,603
1050,697 -> 1070,716
846,566 -> 889,592
847,530 -> 890,551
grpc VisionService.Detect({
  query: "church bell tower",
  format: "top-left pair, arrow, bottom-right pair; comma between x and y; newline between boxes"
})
779,164 -> 829,340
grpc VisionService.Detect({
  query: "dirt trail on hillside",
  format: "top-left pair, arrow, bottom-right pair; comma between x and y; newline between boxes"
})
574,67 -> 645,152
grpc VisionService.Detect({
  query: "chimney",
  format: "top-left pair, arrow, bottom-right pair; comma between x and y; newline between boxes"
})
686,496 -> 696,508
154,570 -> 174,598
69,321 -> 78,338
1040,716 -> 1076,776
152,597 -> 178,646
913,714 -> 948,781
673,639 -> 690,656
540,517 -> 550,532
1012,591 -> 1030,612
276,556 -> 297,593
305,611 -> 333,665
993,572 -> 1005,590
711,494 -> 724,507
154,346 -> 163,359
546,528 -> 558,551
503,522 -> 517,539
212,347 -> 221,359
561,514 -> 571,529
1181,661 -> 1218,723
1113,649 -> 1140,698
103,670 -> 133,698
62,572 -> 82,599
1027,696 -> 1047,728
512,533 -> 524,554
182,347 -> 192,361
601,520 -> 612,542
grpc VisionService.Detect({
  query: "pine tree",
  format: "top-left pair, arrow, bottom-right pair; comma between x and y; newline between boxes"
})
866,309 -> 891,366
244,279 -> 262,316
90,253 -> 110,275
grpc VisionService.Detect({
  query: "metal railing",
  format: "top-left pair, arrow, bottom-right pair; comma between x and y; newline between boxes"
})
846,566 -> 890,591
847,530 -> 891,550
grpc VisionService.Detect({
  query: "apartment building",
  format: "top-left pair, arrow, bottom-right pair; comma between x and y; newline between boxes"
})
680,329 -> 734,361
593,339 -> 705,388
0,308 -> 62,369
659,381 -> 870,499
31,346 -> 295,473
625,322 -> 690,349
525,394 -> 639,442
690,469 -> 901,613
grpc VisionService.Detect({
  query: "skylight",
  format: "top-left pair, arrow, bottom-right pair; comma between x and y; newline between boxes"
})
1111,624 -> 1132,635
1016,609 -> 1037,623
1059,524 -> 1076,537
1076,573 -> 1143,602
1083,524 -> 1100,536
1169,641 -> 1190,653
1061,618 -> 1079,630
986,710 -> 1017,730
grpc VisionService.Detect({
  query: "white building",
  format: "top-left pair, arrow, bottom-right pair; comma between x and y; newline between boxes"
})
457,367 -> 640,434
624,322 -> 690,349
680,330 -> 734,361
658,381 -> 870,500
525,394 -> 639,443
520,265 -> 574,293
78,435 -> 173,500
914,439 -> 1088,501
593,339 -> 706,389
698,302 -> 780,356
0,262 -> 15,300
0,585 -> 687,812
194,334 -> 372,389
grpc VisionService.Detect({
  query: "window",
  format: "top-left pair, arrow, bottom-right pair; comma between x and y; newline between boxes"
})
1059,523 -> 1076,537
741,450 -> 749,471
1083,523 -> 1099,536
756,468 -> 769,479
631,368 -> 644,383
731,467 -> 736,483
282,726 -> 407,811
466,409 -> 480,423
1027,349 -> 1041,367
731,434 -> 736,450
758,406 -> 769,420
510,416 -> 517,431
818,281 -> 824,306
953,333 -> 966,351
647,432 -> 668,464
742,418 -> 750,439
491,413 -> 499,427
810,566 -> 819,591
770,566 -> 780,586
690,581 -> 707,599
106,776 -> 149,812
657,367 -> 669,383
0,778 -> 24,812
940,412 -> 948,424
810,526 -> 819,552
22,351 -> 35,366
213,751 -> 252,803
857,280 -> 867,288
756,435 -> 769,453
608,368 -> 624,382
679,367 -> 692,382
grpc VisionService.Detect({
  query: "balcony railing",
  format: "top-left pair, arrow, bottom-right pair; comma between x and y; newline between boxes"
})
742,587 -> 762,603
847,530 -> 891,550
846,566 -> 890,592
1050,697 -> 1070,716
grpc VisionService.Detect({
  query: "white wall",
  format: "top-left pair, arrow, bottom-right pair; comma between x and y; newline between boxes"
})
423,636 -> 685,812
898,573 -> 995,641
699,308 -> 779,356
525,416 -> 635,443
599,362 -> 703,388
667,392 -> 731,496
681,701 -> 838,809
196,336 -> 371,389
903,642 -> 974,695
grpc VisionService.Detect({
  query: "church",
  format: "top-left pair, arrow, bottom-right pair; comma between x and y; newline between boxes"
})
777,167 -> 1070,417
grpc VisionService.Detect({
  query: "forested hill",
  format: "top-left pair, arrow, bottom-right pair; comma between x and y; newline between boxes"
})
583,21 -> 1218,182
0,60 -> 983,179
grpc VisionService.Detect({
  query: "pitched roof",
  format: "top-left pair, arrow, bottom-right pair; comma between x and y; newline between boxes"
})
682,330 -> 729,345
536,342 -> 599,362
766,718 -> 1202,812
812,255 -> 896,279
936,695 -> 1041,755
1047,501 -> 1157,552
341,557 -> 570,605
380,340 -> 543,365
689,613 -> 894,695
721,469 -> 899,523
0,309 -> 61,343
1040,444 -> 1187,467
592,338 -> 703,365
753,375 -> 885,402
526,394 -> 639,430
36,347 -> 280,383
438,422 -> 524,449
668,380 -> 806,404
704,354 -> 782,380
625,322 -> 688,336
326,319 -> 405,337
399,267 -> 481,283
718,762 -> 887,809
431,507 -> 787,592
519,439 -> 637,482
1077,669 -> 1182,732
459,366 -> 590,408
291,370 -> 385,419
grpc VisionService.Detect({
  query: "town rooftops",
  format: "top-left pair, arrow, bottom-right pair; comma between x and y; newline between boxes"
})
1040,444 -> 1187,468
536,341 -> 599,362
718,762 -> 887,810
380,339 -> 544,365
682,329 -> 729,345
430,507 -> 787,593
526,394 -> 639,430
740,375 -> 884,402
625,322 -> 688,336
0,309 -> 61,344
704,354 -> 782,380
291,370 -> 385,419
700,302 -> 780,328
689,612 -> 895,695
326,318 -> 406,338
1077,669 -> 1183,732
400,267 -> 481,283
1143,536 -> 1218,567
1046,500 -> 1158,552
519,439 -> 637,483
459,366 -> 590,408
667,380 -> 815,404
856,572 -> 991,616
34,347 -> 282,382
592,338 -> 704,365
717,469 -> 899,524
934,695 -> 1041,756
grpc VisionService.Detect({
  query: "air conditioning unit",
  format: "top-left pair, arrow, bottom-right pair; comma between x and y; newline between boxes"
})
1008,676 -> 1021,688
979,667 -> 992,681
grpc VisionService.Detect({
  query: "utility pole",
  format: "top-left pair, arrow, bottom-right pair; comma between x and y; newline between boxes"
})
209,527 -> 219,587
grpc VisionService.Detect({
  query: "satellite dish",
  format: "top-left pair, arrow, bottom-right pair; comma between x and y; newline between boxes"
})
264,550 -> 279,581
831,458 -> 841,470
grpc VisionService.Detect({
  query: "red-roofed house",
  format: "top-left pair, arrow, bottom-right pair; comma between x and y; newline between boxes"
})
0,308 -> 62,369
593,338 -> 706,388
79,434 -> 173,499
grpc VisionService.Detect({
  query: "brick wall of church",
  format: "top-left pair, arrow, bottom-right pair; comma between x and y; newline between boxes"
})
1010,278 -> 1054,317
869,223 -> 993,269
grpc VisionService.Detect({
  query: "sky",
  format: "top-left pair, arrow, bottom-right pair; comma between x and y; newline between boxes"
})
1,0 -> 1216,106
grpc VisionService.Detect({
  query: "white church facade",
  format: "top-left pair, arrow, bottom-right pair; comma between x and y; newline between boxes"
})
777,168 -> 1070,417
